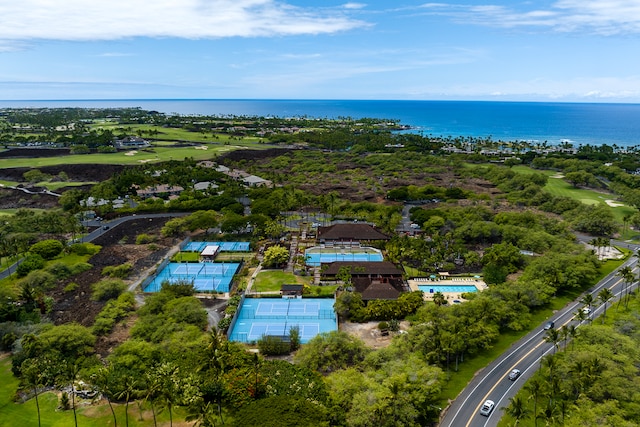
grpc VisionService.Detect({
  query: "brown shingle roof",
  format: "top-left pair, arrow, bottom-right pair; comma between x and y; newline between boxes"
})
317,223 -> 389,241
322,261 -> 402,277
361,280 -> 400,300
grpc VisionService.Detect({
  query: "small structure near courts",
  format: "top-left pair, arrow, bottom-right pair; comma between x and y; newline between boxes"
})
280,284 -> 304,298
200,245 -> 220,262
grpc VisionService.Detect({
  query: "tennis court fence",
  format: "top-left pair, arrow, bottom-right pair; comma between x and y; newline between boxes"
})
238,309 -> 335,320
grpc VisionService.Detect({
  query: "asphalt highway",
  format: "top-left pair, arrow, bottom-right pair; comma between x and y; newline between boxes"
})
440,253 -> 638,427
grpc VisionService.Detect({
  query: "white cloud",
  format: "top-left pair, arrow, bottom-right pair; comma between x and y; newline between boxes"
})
0,0 -> 366,41
420,0 -> 640,35
342,2 -> 367,9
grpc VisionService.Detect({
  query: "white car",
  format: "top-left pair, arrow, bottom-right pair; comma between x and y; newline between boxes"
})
508,369 -> 521,381
582,307 -> 591,315
479,400 -> 495,416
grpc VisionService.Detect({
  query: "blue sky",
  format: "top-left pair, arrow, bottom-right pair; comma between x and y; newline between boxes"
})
1,0 -> 640,101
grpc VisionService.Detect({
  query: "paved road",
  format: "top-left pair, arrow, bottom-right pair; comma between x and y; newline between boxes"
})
440,253 -> 638,427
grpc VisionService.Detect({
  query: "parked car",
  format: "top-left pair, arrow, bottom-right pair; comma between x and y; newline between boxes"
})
544,320 -> 555,330
479,400 -> 495,416
508,369 -> 521,381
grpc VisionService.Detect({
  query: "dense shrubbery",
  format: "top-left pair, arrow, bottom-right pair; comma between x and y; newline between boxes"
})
91,278 -> 126,301
92,292 -> 136,335
101,263 -> 132,278
28,239 -> 64,260
16,253 -> 45,277
335,291 -> 424,322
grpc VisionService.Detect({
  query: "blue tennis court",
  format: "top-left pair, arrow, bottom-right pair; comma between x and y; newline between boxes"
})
304,247 -> 384,267
142,262 -> 241,293
183,241 -> 250,252
228,298 -> 337,344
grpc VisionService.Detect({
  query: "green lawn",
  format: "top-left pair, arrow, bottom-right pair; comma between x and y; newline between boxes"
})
510,165 -> 636,224
253,270 -> 312,292
90,123 -> 265,145
0,144 -> 266,169
0,357 -> 193,427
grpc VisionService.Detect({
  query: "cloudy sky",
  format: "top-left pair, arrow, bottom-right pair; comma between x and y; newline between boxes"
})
1,0 -> 640,101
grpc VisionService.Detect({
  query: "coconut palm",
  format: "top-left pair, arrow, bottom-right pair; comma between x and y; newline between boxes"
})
525,377 -> 544,427
433,291 -> 447,307
502,395 -> 531,425
598,288 -> 614,323
544,328 -> 561,354
580,293 -> 594,312
616,266 -> 634,308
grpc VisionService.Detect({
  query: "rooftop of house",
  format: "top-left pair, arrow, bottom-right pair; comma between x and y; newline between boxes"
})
317,223 -> 390,241
321,261 -> 402,276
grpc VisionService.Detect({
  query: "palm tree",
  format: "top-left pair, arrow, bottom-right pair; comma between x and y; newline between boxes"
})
116,374 -> 139,427
573,308 -> 588,325
21,358 -> 47,427
616,266 -> 634,308
433,291 -> 447,307
559,325 -> 570,351
92,365 -> 118,427
566,324 -> 578,351
502,395 -> 531,425
580,293 -> 594,312
544,328 -> 561,354
59,361 -> 81,427
525,377 -> 544,427
598,288 -> 614,323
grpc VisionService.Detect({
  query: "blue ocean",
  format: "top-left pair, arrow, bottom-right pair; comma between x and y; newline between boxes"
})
2,99 -> 640,147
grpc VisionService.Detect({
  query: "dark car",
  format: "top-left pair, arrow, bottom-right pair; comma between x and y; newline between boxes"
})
544,320 -> 555,330
508,369 -> 521,381
102,225 -> 110,230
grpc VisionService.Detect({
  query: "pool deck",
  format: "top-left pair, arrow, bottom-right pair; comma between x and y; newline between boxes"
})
408,278 -> 488,302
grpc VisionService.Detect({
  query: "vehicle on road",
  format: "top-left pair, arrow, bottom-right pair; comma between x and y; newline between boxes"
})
508,369 -> 521,381
582,307 -> 591,315
479,400 -> 495,416
544,320 -> 555,330
102,225 -> 110,230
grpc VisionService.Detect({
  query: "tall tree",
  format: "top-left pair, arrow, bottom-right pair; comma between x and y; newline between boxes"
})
502,395 -> 531,425
597,288 -> 614,323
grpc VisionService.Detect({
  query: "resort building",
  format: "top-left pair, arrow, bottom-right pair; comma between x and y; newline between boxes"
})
317,223 -> 390,245
321,261 -> 408,300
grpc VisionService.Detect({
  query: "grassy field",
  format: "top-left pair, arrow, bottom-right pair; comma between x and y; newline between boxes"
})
0,143 -> 266,169
0,357 -> 190,427
89,123 -> 266,145
252,270 -> 312,292
510,165 -> 637,223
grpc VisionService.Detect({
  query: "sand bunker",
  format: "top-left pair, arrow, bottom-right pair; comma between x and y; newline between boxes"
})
550,173 -> 564,178
195,145 -> 208,150
124,150 -> 138,156
137,159 -> 153,163
605,199 -> 625,207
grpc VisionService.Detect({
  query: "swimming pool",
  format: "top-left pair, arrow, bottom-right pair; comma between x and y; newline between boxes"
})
417,285 -> 478,293
228,298 -> 338,344
142,262 -> 241,293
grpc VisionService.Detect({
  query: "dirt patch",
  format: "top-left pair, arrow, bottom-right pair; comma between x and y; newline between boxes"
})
340,320 -> 411,349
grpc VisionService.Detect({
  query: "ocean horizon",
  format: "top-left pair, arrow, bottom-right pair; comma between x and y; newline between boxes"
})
2,99 -> 640,148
